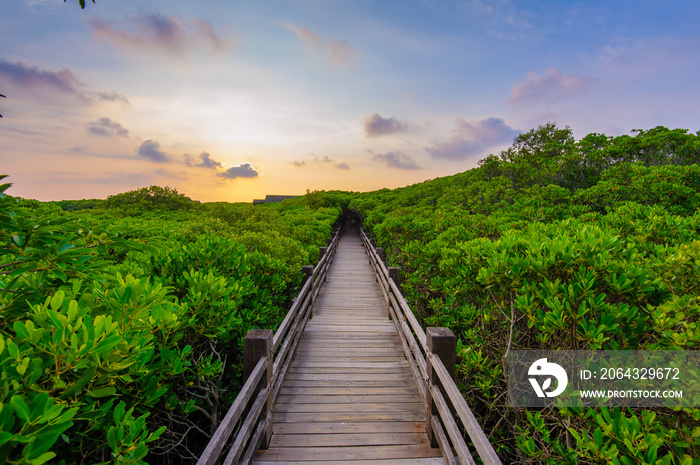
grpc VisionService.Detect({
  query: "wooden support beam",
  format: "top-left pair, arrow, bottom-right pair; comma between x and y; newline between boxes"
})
301,265 -> 313,287
388,267 -> 401,287
426,327 -> 456,447
376,247 -> 386,265
243,329 -> 274,447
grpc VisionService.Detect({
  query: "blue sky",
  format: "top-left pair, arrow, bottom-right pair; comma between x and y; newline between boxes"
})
1,0 -> 699,201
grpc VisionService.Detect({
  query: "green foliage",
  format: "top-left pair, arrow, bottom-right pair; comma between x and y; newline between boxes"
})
103,186 -> 196,215
0,179 -> 340,464
351,124 -> 700,463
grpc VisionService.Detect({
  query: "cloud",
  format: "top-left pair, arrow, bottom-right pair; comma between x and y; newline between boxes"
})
283,21 -> 355,65
0,58 -> 81,93
88,13 -> 229,59
283,22 -> 323,47
197,152 -> 223,169
94,91 -> 130,104
425,117 -> 519,160
372,151 -> 422,170
509,68 -> 592,104
0,58 -> 129,104
290,153 -> 351,170
218,163 -> 259,180
137,140 -> 171,163
184,151 -> 223,169
326,40 -> 354,65
86,117 -> 129,137
363,113 -> 409,138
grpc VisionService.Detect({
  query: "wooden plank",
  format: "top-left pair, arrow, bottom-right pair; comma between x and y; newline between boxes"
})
270,432 -> 430,447
255,459 -> 445,465
289,361 -> 408,369
272,421 -> 427,435
287,368 -> 411,375
279,386 -> 419,396
290,356 -> 408,363
276,394 -> 423,404
282,379 -> 419,388
273,402 -> 424,414
272,412 -> 427,423
283,373 -> 415,381
302,325 -> 396,332
256,445 -> 443,461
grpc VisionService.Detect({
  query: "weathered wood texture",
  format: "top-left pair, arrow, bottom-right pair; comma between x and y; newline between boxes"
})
254,230 -> 444,464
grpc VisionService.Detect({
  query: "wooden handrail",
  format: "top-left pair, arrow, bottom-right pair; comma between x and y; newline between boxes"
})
358,227 -> 503,465
196,228 -> 341,465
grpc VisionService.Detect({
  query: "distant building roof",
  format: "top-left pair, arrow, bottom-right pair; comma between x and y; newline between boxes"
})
253,195 -> 298,205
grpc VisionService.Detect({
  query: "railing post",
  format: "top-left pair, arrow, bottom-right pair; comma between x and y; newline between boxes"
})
243,329 -> 274,447
301,265 -> 313,287
426,327 -> 456,447
301,265 -> 313,319
376,247 -> 386,265
388,267 -> 401,287
319,247 -> 329,283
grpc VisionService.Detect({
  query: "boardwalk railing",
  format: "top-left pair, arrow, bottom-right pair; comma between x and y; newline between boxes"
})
359,228 -> 503,465
197,228 -> 341,465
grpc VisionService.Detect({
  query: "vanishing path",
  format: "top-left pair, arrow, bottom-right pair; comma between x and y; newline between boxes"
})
254,229 -> 444,464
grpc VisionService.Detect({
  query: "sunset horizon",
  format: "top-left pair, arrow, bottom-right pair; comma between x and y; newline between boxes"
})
2,0 -> 699,202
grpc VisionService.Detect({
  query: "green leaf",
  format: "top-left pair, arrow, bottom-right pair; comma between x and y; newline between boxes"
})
146,425 -> 167,442
50,291 -> 65,311
94,334 -> 122,354
594,428 -> 603,448
86,386 -> 117,398
28,452 -> 56,465
13,320 -> 29,339
11,396 -> 31,420
107,427 -> 119,451
0,431 -> 13,447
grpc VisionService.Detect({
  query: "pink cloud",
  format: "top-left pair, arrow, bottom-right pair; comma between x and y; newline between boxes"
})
88,13 -> 229,58
363,113 -> 409,137
0,59 -> 128,103
283,21 -> 355,66
326,40 -> 354,65
509,68 -> 592,104
425,117 -> 519,160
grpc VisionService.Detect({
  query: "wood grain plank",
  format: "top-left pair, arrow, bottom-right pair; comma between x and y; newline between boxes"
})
256,445 -> 443,461
270,432 -> 429,447
272,412 -> 426,423
279,386 -> 420,396
276,394 -> 423,404
255,459 -> 445,465
274,402 -> 424,414
272,422 -> 427,435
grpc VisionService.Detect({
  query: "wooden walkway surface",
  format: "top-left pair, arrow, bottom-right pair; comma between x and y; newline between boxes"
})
254,230 -> 444,464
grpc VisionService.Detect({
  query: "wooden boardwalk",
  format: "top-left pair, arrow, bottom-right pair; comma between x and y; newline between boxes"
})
254,230 -> 444,464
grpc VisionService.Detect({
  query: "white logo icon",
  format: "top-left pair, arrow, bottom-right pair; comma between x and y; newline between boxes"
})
528,358 -> 568,398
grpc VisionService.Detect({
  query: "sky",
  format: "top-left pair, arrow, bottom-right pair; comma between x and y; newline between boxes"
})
1,0 -> 699,202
